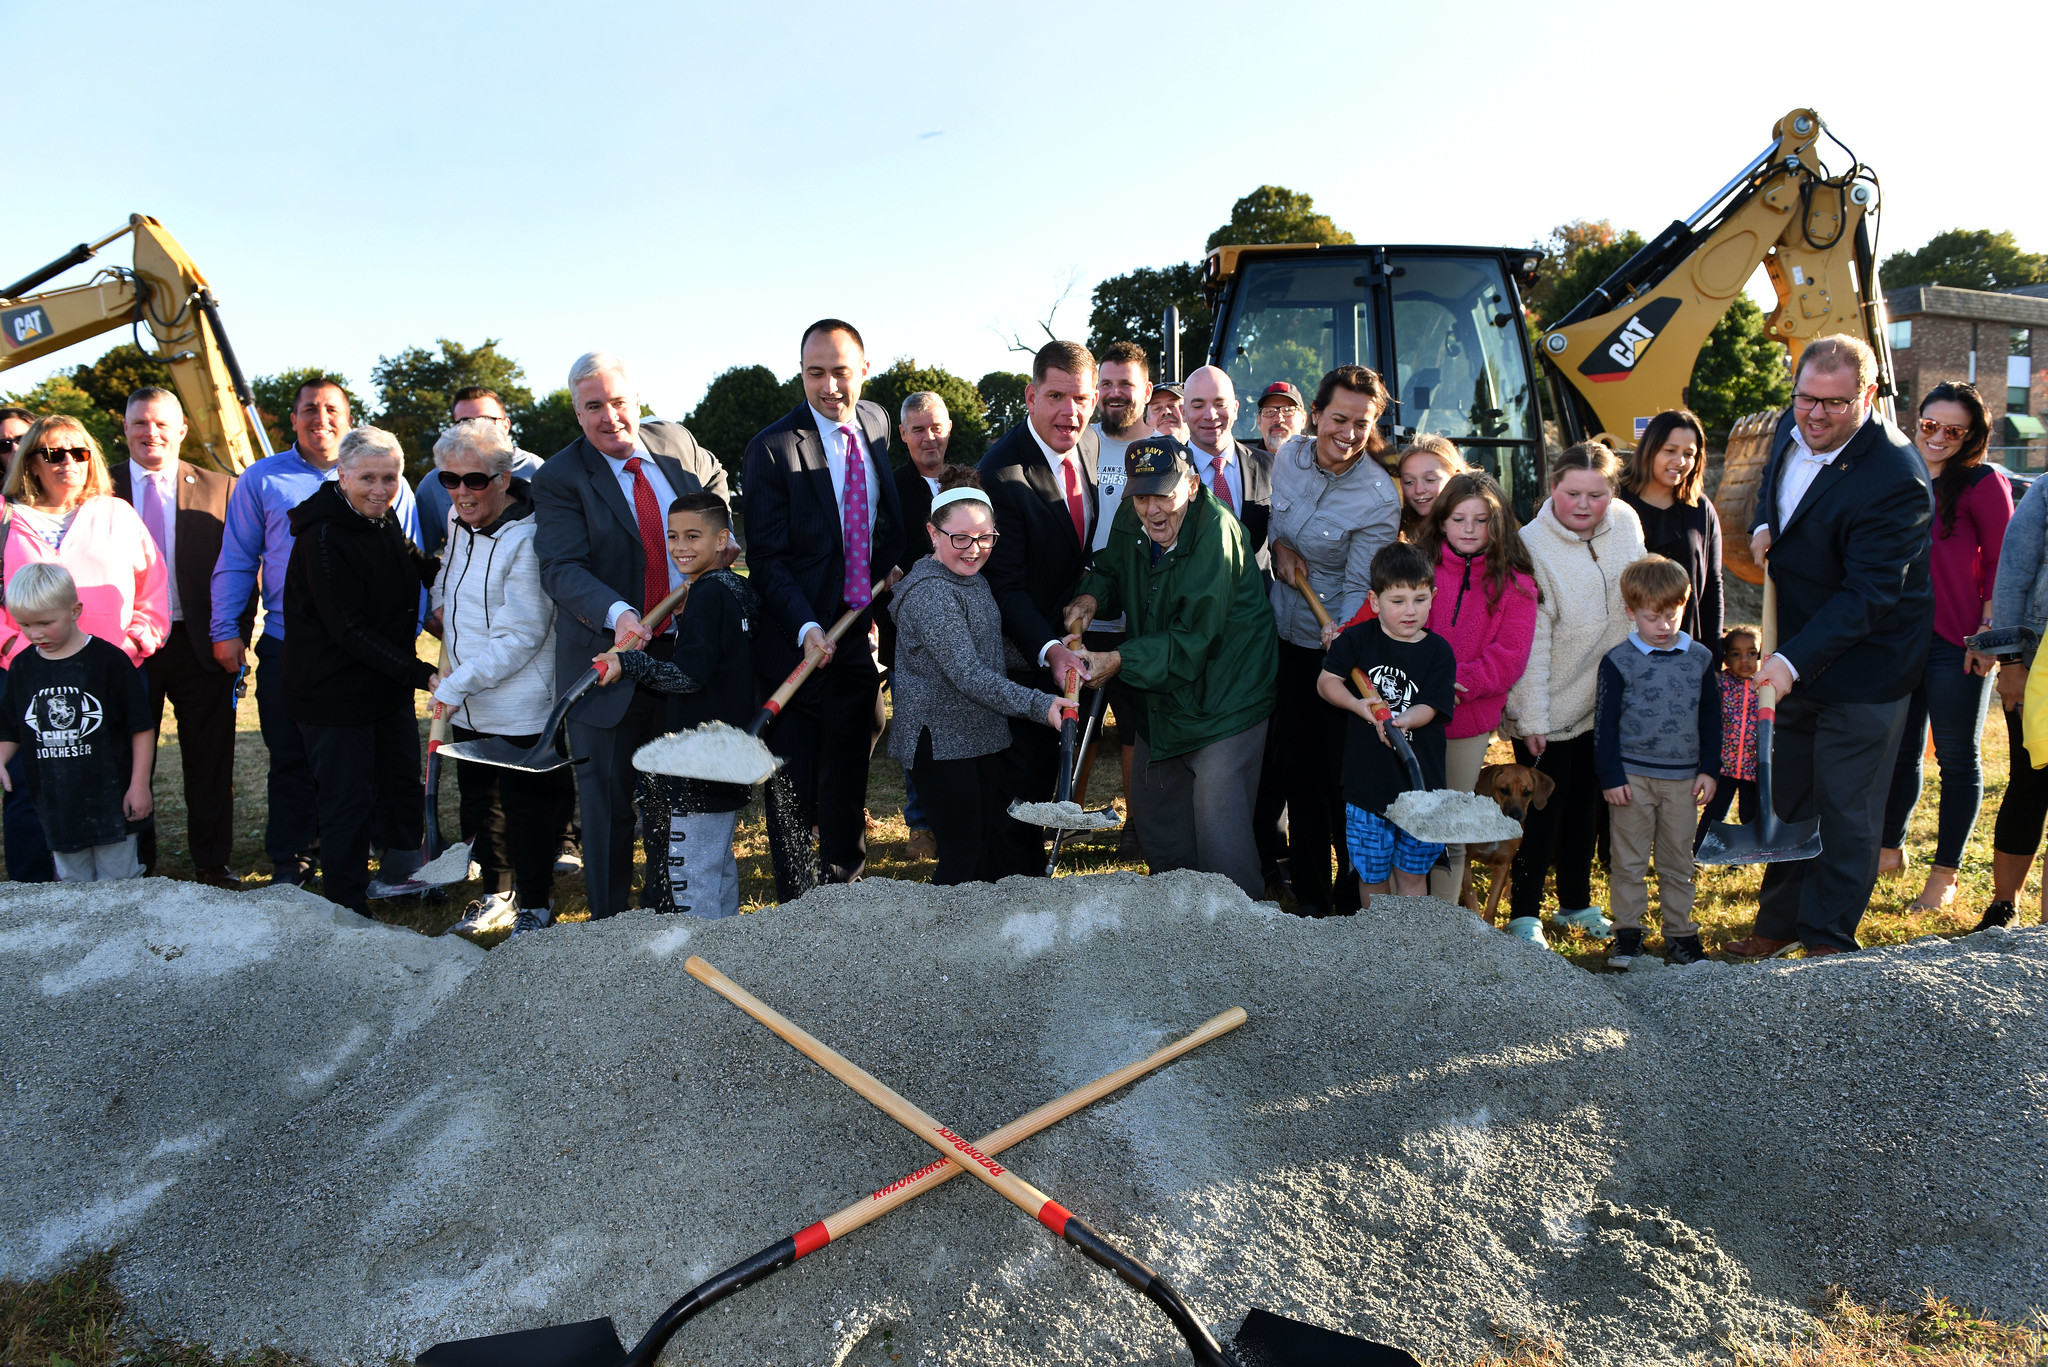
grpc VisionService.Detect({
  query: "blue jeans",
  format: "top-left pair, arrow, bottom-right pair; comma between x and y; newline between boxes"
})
1882,635 -> 1994,868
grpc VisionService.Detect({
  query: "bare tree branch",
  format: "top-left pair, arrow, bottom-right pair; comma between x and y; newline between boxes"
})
995,269 -> 1082,355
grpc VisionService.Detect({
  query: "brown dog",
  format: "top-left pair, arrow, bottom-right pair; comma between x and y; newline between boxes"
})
1459,763 -> 1555,924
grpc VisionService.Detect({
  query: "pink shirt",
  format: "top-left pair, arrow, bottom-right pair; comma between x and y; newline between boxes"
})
1930,467 -> 2013,648
1427,542 -> 1540,739
0,495 -> 169,666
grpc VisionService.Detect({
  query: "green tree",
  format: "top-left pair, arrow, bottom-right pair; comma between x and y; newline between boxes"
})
63,344 -> 175,454
683,365 -> 801,477
512,389 -> 582,460
250,368 -> 369,455
860,360 -> 991,466
1525,219 -> 1629,326
977,371 -> 1029,436
1,373 -> 122,455
1883,229 -> 2048,292
371,339 -> 534,480
1536,227 -> 1647,326
1086,264 -> 1212,383
1204,186 -> 1354,252
1685,294 -> 1791,436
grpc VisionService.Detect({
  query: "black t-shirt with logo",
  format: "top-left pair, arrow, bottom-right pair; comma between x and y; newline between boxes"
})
0,635 -> 149,852
1322,619 -> 1457,814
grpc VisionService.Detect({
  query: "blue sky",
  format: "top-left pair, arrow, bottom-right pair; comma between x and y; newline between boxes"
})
5,0 -> 2040,423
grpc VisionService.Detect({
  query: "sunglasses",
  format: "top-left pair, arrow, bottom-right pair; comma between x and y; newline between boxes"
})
1918,418 -> 1971,443
0,436 -> 16,455
38,447 -> 92,465
436,470 -> 500,490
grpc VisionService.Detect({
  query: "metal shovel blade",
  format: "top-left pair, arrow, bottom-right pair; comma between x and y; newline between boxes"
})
416,1316 -> 625,1367
1234,1307 -> 1423,1366
436,733 -> 577,773
1695,814 -> 1822,866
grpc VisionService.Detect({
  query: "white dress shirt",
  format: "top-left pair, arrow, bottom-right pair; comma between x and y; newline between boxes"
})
1765,411 -> 1869,679
1194,441 -> 1243,516
601,442 -> 684,631
134,462 -> 182,621
796,405 -> 883,646
1026,420 -> 1090,664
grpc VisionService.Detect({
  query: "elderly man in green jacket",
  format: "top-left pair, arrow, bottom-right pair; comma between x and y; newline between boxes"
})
1064,436 -> 1278,896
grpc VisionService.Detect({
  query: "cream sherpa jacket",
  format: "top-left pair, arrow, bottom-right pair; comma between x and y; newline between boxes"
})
1502,498 -> 1647,742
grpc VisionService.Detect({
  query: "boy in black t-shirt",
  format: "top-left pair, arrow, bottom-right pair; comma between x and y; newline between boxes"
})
1318,543 -> 1457,907
0,563 -> 153,881
594,492 -> 756,919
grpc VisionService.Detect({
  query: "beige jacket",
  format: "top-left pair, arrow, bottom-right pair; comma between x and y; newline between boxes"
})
1503,499 -> 1647,742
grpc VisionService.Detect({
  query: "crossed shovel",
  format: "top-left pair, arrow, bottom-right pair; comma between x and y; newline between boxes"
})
420,959 -> 1417,1367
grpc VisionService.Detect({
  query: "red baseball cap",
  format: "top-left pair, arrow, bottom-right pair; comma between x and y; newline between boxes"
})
1258,381 -> 1304,408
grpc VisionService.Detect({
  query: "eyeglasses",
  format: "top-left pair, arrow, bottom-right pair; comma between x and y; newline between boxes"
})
1791,393 -> 1855,416
1260,403 -> 1302,416
436,470 -> 500,490
37,447 -> 92,465
940,530 -> 1000,551
1918,418 -> 1971,442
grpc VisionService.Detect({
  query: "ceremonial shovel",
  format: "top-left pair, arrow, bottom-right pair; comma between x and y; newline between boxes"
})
415,1007 -> 1246,1367
1696,579 -> 1821,866
687,957 -> 1421,1367
744,577 -> 890,738
437,581 -> 695,775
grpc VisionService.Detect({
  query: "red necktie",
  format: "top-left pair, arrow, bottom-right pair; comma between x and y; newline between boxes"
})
1210,455 -> 1233,514
1061,454 -> 1085,546
622,456 -> 674,631
840,425 -> 872,608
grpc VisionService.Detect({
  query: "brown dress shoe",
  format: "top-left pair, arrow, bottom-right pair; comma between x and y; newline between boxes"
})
1722,934 -> 1794,958
194,866 -> 244,890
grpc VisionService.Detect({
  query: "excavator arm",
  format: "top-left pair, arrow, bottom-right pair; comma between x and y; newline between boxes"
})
1534,109 -> 1891,583
1,215 -> 271,473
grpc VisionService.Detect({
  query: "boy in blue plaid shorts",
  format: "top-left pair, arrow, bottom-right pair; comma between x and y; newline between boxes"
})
1317,543 -> 1457,908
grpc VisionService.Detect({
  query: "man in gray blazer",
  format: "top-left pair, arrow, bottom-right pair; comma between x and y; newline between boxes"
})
532,351 -> 730,919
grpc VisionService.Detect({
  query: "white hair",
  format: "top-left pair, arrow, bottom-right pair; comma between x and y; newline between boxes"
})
336,426 -> 405,470
901,391 -> 948,424
568,350 -> 633,395
433,417 -> 514,476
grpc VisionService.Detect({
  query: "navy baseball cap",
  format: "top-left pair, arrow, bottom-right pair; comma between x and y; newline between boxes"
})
1124,435 -> 1194,497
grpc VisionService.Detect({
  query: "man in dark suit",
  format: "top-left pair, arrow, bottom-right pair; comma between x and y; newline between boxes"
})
978,340 -> 1100,877
114,386 -> 253,887
880,392 -> 951,857
532,351 -> 730,919
1724,335 -> 1934,957
743,319 -> 906,900
1182,365 -> 1272,568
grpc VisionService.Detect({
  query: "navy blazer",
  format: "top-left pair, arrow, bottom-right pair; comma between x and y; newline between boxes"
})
977,419 -> 1102,665
532,421 -> 730,728
741,400 -> 905,680
1197,438 -> 1273,572
1750,409 -> 1934,703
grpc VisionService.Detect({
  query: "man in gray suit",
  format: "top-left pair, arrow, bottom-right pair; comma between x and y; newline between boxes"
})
532,351 -> 730,918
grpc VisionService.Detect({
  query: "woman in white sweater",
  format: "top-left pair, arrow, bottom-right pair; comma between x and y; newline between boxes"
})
429,418 -> 571,936
1501,441 -> 1647,946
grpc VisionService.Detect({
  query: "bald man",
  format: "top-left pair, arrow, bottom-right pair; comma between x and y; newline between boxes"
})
1182,367 -> 1271,569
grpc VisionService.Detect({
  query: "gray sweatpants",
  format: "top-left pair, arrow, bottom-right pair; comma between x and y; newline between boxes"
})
54,835 -> 142,882
657,808 -> 741,919
1132,720 -> 1268,898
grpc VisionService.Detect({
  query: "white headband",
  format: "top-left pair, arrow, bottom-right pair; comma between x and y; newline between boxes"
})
929,486 -> 991,518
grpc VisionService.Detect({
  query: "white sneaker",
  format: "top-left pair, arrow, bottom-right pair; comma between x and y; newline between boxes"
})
449,891 -> 517,937
1554,907 -> 1614,939
1507,916 -> 1551,949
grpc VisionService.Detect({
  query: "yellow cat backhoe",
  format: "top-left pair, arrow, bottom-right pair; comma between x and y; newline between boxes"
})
1,214 -> 271,473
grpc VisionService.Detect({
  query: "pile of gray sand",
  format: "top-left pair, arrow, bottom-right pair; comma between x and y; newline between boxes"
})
1008,798 -> 1122,830
1385,788 -> 1522,842
634,722 -> 779,785
3,872 -> 2044,1367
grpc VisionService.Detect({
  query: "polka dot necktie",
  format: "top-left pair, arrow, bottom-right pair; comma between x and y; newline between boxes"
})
840,425 -> 872,608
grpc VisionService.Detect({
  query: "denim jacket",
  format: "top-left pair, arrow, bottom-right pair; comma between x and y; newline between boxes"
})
1993,475 -> 2048,664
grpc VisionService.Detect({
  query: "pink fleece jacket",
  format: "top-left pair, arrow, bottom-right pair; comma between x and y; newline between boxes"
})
0,495 -> 169,666
1428,542 -> 1539,740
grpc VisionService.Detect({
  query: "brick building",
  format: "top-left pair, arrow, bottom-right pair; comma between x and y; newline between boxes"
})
1884,283 -> 2048,471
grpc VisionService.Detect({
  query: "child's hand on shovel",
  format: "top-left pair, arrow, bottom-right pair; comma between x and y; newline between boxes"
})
593,650 -> 625,685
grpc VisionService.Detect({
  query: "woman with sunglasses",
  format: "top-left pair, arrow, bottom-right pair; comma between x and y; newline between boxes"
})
0,416 -> 167,669
427,417 -> 571,934
888,470 -> 1064,885
1877,382 -> 2010,912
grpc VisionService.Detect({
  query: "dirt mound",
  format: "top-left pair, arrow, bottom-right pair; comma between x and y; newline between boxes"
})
2,874 -> 2043,1366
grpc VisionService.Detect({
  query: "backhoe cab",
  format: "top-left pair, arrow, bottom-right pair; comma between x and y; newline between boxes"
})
1203,243 -> 1549,521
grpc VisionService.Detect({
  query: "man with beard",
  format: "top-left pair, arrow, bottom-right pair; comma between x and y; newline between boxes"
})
1077,341 -> 1153,832
977,340 -> 1098,877
1255,382 -> 1307,457
212,377 -> 423,888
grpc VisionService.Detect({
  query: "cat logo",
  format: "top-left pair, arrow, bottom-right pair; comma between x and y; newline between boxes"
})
1577,297 -> 1682,384
1,305 -> 53,350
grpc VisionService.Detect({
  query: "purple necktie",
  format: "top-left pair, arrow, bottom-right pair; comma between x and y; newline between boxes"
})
140,471 -> 168,552
840,425 -> 871,607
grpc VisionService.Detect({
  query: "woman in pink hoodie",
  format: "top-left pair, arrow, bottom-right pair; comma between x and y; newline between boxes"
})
1415,472 -> 1539,899
1,416 -> 167,667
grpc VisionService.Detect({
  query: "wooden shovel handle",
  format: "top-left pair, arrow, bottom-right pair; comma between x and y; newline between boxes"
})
758,578 -> 889,720
427,638 -> 453,749
1293,568 -> 1394,722
684,956 -> 1234,1367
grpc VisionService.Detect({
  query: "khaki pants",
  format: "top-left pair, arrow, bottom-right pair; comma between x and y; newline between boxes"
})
1429,732 -> 1495,901
1607,773 -> 1699,937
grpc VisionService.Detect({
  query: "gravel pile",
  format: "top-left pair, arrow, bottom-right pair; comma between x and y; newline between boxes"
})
2,873 -> 2043,1367
1384,789 -> 1523,842
634,723 -> 780,784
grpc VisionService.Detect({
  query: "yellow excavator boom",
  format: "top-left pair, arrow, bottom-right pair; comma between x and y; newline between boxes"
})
1,215 -> 271,473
